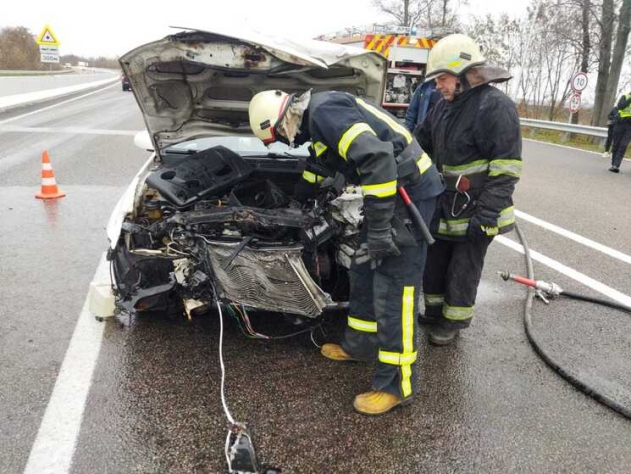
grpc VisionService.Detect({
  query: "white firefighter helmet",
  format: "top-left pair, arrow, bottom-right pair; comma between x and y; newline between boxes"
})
425,34 -> 486,81
248,90 -> 292,144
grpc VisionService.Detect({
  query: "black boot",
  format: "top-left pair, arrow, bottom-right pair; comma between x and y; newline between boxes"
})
429,326 -> 460,346
417,312 -> 440,325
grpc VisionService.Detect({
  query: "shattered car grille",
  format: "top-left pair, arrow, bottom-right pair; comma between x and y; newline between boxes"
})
206,241 -> 332,317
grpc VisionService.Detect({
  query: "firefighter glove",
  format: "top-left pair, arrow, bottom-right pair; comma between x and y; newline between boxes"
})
358,198 -> 401,266
468,208 -> 499,238
294,179 -> 317,203
367,225 -> 401,260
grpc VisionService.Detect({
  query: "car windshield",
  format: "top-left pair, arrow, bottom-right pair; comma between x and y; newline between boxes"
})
164,136 -> 311,157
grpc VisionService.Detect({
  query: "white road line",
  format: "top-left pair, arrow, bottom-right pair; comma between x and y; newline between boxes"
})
523,138 -> 631,162
0,125 -> 138,136
515,209 -> 631,266
0,82 -> 119,126
496,236 -> 631,307
23,255 -> 108,474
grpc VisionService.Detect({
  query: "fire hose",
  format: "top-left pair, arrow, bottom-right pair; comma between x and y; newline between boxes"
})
501,224 -> 631,420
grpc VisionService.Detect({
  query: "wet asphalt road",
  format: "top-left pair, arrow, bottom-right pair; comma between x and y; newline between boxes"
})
1,87 -> 630,473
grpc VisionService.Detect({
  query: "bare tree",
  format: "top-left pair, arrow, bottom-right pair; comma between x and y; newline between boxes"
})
570,0 -> 591,124
372,0 -> 431,26
602,0 -> 631,123
0,27 -> 40,70
372,0 -> 465,28
467,14 -> 521,94
468,1 -> 582,119
592,0 -> 615,125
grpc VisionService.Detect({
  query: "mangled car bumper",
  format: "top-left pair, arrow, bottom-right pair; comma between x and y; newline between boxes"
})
107,145 -> 360,318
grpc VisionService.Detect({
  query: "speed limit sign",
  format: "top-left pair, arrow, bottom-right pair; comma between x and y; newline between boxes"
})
571,72 -> 588,92
569,92 -> 582,113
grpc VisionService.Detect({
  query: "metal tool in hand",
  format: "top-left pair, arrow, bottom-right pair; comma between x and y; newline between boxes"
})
450,175 -> 472,217
354,184 -> 436,268
397,185 -> 435,245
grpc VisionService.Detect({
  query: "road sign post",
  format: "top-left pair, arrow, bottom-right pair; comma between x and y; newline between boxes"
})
569,92 -> 582,114
571,72 -> 588,93
565,72 -> 588,141
36,25 -> 60,68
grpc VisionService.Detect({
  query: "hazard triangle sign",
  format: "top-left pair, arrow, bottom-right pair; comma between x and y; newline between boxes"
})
36,25 -> 60,46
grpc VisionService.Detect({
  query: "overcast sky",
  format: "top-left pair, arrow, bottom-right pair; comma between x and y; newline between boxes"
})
2,0 -> 529,57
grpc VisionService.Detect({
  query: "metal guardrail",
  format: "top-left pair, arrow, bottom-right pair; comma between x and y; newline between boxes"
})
520,118 -> 608,139
0,69 -> 74,76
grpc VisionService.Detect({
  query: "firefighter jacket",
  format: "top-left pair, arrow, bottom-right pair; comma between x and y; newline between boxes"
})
417,79 -> 522,241
298,91 -> 443,206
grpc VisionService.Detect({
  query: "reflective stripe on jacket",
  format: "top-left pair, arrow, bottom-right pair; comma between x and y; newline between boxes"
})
617,94 -> 631,119
417,84 -> 522,241
301,91 -> 444,202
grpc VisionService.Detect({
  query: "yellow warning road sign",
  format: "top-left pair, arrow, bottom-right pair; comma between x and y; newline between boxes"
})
36,25 -> 60,46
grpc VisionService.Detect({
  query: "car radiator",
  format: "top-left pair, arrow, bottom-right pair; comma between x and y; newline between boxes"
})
205,241 -> 332,317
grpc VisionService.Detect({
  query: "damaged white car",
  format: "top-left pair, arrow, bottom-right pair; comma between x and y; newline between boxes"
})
107,27 -> 387,322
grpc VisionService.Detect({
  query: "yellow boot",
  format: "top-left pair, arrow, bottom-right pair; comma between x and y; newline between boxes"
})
353,390 -> 410,416
320,343 -> 357,362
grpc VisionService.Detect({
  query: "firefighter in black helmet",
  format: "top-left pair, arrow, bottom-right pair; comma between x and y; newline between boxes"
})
415,34 -> 522,345
249,88 -> 443,415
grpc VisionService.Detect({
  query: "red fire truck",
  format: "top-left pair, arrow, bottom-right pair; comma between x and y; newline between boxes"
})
318,25 -> 452,117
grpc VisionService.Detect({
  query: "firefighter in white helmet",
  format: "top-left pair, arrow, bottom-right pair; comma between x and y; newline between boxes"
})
415,34 -> 522,345
249,88 -> 443,415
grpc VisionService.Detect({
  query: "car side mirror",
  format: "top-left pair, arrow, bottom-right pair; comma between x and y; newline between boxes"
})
134,131 -> 154,151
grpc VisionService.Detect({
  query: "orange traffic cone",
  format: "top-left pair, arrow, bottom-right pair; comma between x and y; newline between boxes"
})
35,150 -> 65,199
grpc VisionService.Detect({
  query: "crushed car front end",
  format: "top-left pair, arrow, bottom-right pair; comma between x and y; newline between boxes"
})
107,27 -> 386,320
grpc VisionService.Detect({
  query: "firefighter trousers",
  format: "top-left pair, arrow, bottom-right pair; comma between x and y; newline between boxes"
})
422,235 -> 494,329
340,190 -> 436,399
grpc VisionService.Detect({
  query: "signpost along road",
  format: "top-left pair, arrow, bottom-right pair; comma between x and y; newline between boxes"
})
568,72 -> 588,116
36,25 -> 60,64
571,72 -> 588,92
569,92 -> 582,114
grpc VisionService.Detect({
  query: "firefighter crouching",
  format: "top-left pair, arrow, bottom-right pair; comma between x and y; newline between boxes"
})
249,89 -> 443,415
415,34 -> 522,346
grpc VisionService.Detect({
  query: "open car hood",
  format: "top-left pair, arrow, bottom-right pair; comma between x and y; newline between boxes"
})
120,26 -> 387,158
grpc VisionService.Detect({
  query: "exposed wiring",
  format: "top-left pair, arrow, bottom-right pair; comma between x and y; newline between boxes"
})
228,303 -> 324,341
214,296 -> 239,470
165,242 -> 190,256
216,300 -> 235,425
310,329 -> 322,349
234,304 -> 271,339
224,430 -> 233,471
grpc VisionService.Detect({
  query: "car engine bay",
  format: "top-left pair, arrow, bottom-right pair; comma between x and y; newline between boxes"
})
109,145 -> 363,320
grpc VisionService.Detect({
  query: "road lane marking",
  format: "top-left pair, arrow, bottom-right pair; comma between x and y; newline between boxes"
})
496,236 -> 631,307
0,125 -> 138,136
515,210 -> 631,266
0,82 -> 120,126
23,254 -> 108,474
524,138 -> 631,162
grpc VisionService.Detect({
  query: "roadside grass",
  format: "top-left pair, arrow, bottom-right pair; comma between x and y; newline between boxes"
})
521,126 -> 631,158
